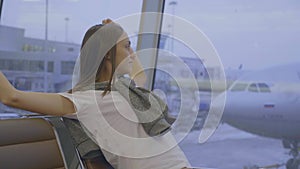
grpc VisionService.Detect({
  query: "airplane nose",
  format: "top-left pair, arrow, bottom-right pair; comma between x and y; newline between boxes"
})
209,91 -> 231,121
211,92 -> 227,113
211,91 -> 236,123
198,91 -> 227,143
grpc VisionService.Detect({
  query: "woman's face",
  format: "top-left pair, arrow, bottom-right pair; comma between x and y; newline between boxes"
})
114,33 -> 135,75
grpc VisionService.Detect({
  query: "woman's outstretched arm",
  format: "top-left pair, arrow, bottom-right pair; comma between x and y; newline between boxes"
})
0,72 -> 75,116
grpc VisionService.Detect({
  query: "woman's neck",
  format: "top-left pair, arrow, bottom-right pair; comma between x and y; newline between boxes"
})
97,73 -> 110,82
96,62 -> 112,82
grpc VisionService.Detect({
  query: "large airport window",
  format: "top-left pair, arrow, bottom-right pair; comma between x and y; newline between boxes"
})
0,0 -> 142,115
1,1 -> 300,169
154,0 -> 300,168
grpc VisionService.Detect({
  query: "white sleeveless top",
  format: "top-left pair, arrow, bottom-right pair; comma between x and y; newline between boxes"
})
60,90 -> 190,169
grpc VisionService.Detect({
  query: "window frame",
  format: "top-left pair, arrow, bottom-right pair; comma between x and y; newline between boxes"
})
138,0 -> 165,90
0,0 -> 3,21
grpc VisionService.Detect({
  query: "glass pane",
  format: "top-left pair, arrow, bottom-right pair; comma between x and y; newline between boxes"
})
0,0 -> 142,116
155,0 -> 299,168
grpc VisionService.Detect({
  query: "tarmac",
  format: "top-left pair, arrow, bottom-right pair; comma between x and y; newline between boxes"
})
179,123 -> 290,169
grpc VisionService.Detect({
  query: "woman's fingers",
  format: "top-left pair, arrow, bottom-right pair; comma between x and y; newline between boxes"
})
102,18 -> 113,25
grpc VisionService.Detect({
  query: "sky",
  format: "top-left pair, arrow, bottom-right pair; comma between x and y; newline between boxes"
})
1,0 -> 300,70
163,0 -> 300,70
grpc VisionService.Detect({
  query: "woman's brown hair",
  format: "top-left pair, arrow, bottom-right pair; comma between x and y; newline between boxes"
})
69,22 -> 124,95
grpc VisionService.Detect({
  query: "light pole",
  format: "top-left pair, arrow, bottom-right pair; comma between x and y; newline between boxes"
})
44,0 -> 49,92
23,0 -> 49,92
169,1 -> 177,54
45,0 -> 48,44
65,17 -> 69,42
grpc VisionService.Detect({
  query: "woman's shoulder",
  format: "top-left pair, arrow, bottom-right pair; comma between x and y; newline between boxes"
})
62,90 -> 125,102
59,90 -> 129,109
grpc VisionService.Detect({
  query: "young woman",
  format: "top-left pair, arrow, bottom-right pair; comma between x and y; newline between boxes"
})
0,19 -> 193,169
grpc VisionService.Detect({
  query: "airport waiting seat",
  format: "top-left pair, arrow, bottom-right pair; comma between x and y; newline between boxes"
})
0,118 -> 67,169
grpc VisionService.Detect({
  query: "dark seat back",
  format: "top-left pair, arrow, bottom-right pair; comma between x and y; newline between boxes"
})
0,118 -> 66,169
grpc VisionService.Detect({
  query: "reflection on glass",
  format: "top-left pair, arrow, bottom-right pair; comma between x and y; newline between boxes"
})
154,0 -> 299,168
0,0 -> 142,115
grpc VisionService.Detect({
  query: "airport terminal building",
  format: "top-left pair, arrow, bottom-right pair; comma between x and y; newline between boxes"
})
0,25 -> 80,93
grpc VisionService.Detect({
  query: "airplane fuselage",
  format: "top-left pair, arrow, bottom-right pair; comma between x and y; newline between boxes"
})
222,89 -> 300,141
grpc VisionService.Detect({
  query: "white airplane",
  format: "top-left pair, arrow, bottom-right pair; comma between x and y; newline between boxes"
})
213,62 -> 300,169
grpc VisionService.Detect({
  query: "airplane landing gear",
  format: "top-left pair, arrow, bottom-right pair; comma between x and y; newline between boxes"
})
283,140 -> 300,169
